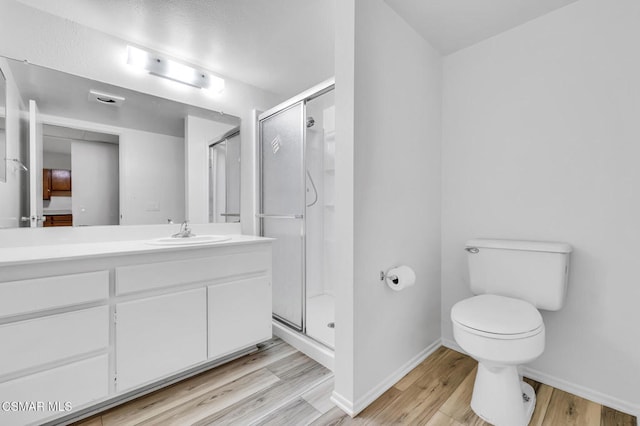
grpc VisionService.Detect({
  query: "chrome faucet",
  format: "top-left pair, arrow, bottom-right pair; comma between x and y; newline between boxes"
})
172,221 -> 195,238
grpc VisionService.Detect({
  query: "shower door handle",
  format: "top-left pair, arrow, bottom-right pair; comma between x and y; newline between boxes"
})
256,214 -> 304,219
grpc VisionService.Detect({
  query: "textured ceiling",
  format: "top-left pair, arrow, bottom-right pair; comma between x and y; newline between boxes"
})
384,0 -> 578,54
14,0 -> 579,95
15,0 -> 336,97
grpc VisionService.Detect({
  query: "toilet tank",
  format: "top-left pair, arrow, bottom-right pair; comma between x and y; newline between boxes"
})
466,239 -> 572,311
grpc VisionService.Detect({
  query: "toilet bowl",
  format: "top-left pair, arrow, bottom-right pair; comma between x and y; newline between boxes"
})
452,239 -> 571,426
452,294 -> 545,426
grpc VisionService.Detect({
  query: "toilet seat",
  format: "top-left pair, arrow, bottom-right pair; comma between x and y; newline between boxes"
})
452,294 -> 543,340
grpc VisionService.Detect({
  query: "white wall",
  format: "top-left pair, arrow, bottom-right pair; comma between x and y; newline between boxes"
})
333,0 -> 442,414
72,140 -> 118,226
224,133 -> 241,222
44,196 -> 71,212
333,0 -> 356,408
0,128 -> 5,181
442,0 -> 640,415
0,0 -> 283,234
43,151 -> 71,170
0,57 -> 27,228
119,129 -> 184,225
185,115 -> 237,223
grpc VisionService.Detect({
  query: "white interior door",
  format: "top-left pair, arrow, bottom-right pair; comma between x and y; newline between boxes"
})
71,141 -> 119,226
28,100 -> 43,227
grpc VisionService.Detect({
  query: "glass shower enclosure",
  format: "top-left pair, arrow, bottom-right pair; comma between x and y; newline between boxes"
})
209,127 -> 241,223
258,79 -> 335,348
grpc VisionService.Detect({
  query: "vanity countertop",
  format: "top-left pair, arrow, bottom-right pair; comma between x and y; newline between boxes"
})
0,234 -> 272,267
43,210 -> 72,215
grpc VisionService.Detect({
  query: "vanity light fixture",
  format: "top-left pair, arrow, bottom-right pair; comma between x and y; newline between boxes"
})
126,45 -> 225,93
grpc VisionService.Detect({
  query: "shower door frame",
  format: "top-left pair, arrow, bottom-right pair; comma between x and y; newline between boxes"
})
209,127 -> 241,223
258,101 -> 307,331
258,78 -> 335,334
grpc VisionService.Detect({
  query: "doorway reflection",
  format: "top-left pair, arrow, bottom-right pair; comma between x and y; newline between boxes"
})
42,124 -> 119,227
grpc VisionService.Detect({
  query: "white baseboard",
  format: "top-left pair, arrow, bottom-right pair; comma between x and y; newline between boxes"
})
442,337 -> 639,418
441,337 -> 464,354
330,390 -> 355,416
272,321 -> 334,371
521,366 -> 640,418
331,339 -> 442,417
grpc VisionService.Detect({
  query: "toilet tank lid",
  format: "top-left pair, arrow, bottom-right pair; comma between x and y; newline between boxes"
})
466,239 -> 572,253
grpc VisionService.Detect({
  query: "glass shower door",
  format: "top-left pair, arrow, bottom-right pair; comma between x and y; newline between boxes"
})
259,102 -> 305,330
209,131 -> 241,223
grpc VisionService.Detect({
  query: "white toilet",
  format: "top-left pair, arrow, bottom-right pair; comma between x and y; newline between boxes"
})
451,239 -> 572,426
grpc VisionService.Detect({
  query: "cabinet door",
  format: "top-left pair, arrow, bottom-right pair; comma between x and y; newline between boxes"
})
115,288 -> 207,392
208,276 -> 272,359
51,169 -> 71,191
42,168 -> 51,200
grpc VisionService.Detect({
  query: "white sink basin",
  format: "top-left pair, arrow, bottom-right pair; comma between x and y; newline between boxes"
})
147,235 -> 231,246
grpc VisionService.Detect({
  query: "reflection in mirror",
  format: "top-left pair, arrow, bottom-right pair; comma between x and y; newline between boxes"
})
0,55 -> 240,228
209,127 -> 240,223
0,67 -> 6,183
42,124 -> 119,227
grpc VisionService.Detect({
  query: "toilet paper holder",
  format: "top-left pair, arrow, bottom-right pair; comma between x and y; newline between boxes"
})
380,270 -> 399,284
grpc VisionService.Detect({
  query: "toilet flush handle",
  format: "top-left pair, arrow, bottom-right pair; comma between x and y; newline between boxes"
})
465,247 -> 479,254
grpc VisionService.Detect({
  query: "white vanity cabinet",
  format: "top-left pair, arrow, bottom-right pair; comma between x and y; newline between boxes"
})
112,242 -> 272,392
0,272 -> 110,426
0,237 -> 272,426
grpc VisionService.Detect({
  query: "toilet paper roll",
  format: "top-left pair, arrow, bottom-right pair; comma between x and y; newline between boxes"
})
386,265 -> 416,291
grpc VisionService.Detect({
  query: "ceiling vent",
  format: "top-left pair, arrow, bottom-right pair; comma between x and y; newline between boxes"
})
88,90 -> 125,107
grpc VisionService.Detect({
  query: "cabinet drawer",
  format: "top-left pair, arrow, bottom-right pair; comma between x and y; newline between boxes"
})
44,214 -> 73,227
0,355 -> 108,426
0,271 -> 109,318
116,248 -> 271,295
0,306 -> 109,377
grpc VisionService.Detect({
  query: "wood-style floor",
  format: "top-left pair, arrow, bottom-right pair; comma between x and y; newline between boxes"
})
312,346 -> 637,426
74,339 -> 637,426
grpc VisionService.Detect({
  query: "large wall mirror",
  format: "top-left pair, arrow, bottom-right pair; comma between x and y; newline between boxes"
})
0,55 -> 240,229
0,67 -> 6,183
